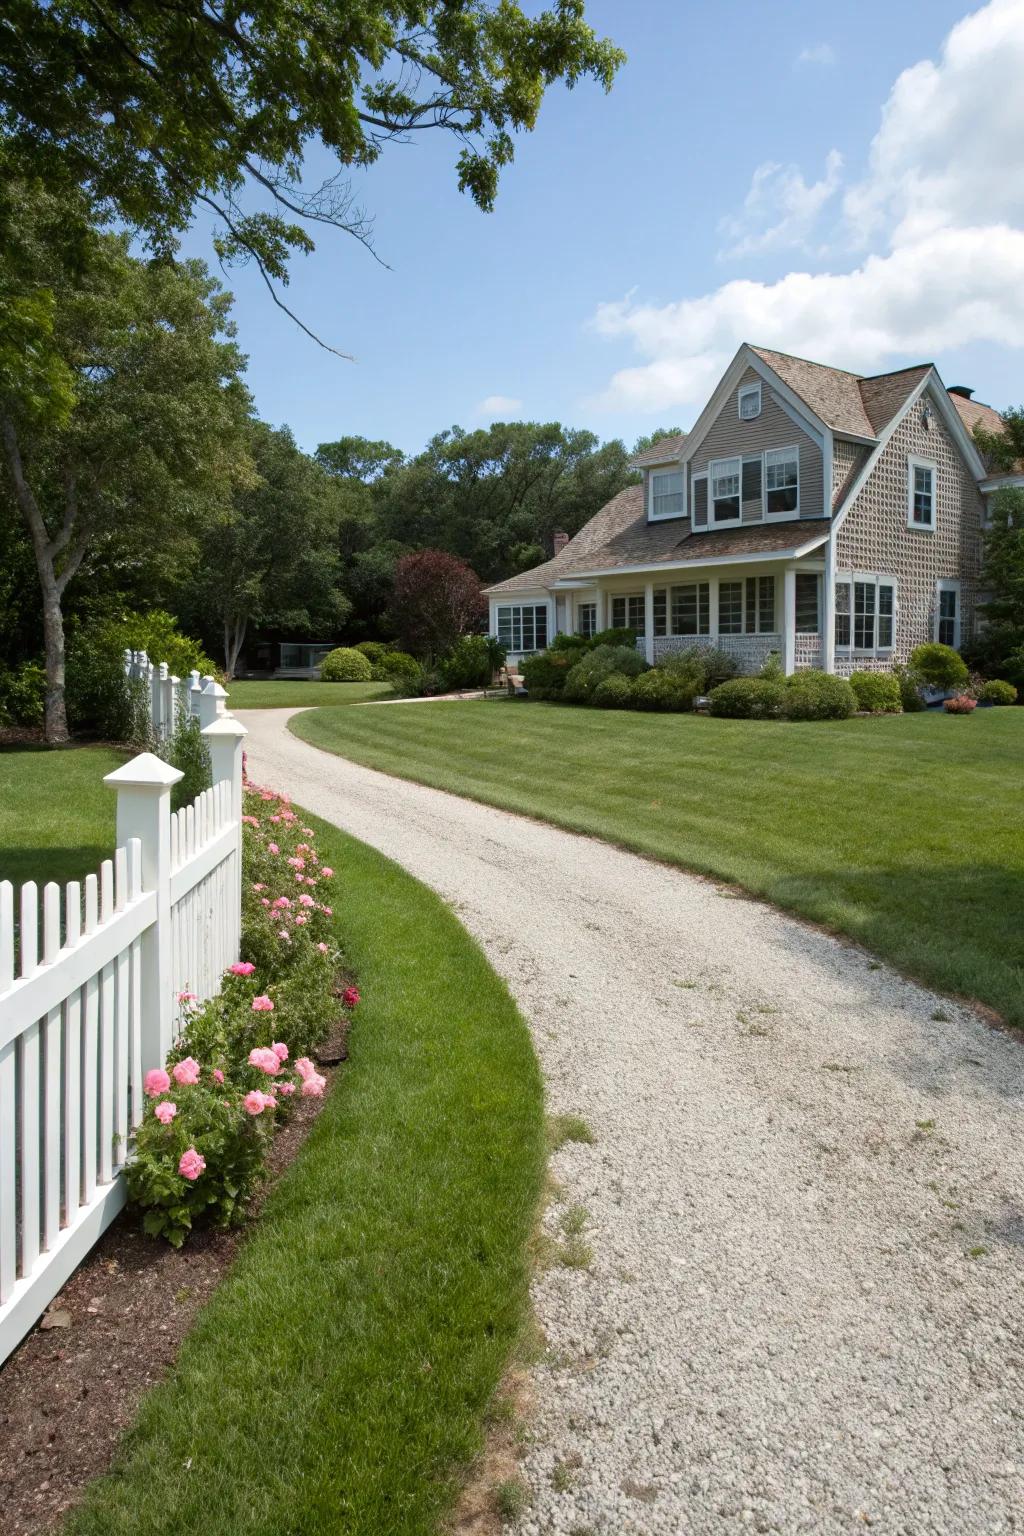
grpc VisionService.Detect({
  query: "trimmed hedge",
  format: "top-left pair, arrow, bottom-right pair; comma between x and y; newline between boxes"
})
708,677 -> 786,719
781,671 -> 856,721
631,667 -> 697,712
521,650 -> 576,699
849,670 -> 902,714
980,678 -> 1018,705
909,642 -> 969,691
563,644 -> 648,703
593,672 -> 634,708
320,647 -> 373,682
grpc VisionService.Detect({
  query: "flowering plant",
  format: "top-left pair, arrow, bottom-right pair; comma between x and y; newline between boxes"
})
944,694 -> 977,714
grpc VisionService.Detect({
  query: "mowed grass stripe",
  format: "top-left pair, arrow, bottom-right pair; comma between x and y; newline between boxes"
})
292,701 -> 1024,1025
69,813 -> 545,1536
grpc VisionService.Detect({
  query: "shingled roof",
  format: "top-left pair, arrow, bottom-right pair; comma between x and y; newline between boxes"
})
630,433 -> 688,467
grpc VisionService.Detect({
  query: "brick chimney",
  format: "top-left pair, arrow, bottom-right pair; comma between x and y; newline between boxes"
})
552,530 -> 570,555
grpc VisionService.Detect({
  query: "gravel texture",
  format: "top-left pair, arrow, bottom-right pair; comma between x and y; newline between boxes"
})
241,708 -> 1024,1536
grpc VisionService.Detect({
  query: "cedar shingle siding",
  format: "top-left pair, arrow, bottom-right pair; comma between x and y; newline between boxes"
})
689,367 -> 825,523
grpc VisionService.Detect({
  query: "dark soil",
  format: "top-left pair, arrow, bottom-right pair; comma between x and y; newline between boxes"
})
0,1014 -> 350,1536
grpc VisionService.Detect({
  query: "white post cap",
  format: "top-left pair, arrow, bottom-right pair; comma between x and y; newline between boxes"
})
103,752 -> 183,790
201,715 -> 247,741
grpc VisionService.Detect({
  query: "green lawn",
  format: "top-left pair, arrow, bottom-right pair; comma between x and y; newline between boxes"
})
0,744 -> 124,889
69,810 -> 545,1535
226,679 -> 393,709
293,701 -> 1024,1027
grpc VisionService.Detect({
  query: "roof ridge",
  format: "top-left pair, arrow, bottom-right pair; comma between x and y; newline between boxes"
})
750,344 -> 866,380
859,363 -> 934,383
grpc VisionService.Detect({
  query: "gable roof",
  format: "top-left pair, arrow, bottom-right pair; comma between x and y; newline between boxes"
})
484,485 -> 646,594
631,433 -> 688,467
949,392 -> 1004,437
750,347 -> 876,437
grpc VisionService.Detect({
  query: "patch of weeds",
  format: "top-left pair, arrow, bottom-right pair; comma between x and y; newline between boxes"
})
868,961 -> 882,971
621,1476 -> 660,1503
915,1119 -> 937,1135
545,1346 -> 576,1370
569,1526 -> 597,1536
822,1060 -> 857,1073
559,1236 -> 594,1270
968,1245 -> 989,1259
756,1004 -> 780,1016
738,1010 -> 771,1037
531,1232 -> 562,1270
941,1198 -> 960,1210
547,1113 -> 595,1151
516,1315 -> 547,1365
672,978 -> 699,990
487,1394 -> 518,1427
494,1476 -> 529,1522
173,1286 -> 192,1304
560,1204 -> 589,1238
931,1007 -> 952,1023
550,1453 -> 582,1492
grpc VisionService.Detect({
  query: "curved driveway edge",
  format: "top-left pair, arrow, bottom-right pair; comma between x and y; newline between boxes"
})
240,706 -> 1024,1536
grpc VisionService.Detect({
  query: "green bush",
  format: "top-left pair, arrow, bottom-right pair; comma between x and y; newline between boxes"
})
631,667 -> 697,712
849,670 -> 902,714
563,644 -> 648,703
320,646 -> 373,682
354,641 -> 391,664
909,642 -> 969,690
759,652 -> 785,682
980,678 -> 1018,705
656,645 -> 738,694
549,633 -> 591,657
66,632 -> 153,745
589,627 -> 638,651
161,711 -> 212,812
893,663 -> 926,712
0,660 -> 46,727
592,671 -> 634,709
781,671 -> 857,721
375,649 -> 423,692
708,677 -> 786,719
83,609 -> 218,681
440,634 -> 504,690
521,650 -> 576,699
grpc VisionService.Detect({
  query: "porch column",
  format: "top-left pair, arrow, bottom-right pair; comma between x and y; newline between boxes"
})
782,569 -> 797,675
643,582 -> 655,664
708,577 -> 719,643
595,586 -> 607,632
824,534 -> 837,674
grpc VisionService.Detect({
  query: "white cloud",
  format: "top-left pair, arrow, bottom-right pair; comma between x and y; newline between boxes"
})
718,150 -> 843,258
589,0 -> 1024,415
796,43 -> 836,67
475,393 -> 523,417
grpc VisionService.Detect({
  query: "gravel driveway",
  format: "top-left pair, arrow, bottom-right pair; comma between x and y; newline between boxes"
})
241,707 -> 1024,1536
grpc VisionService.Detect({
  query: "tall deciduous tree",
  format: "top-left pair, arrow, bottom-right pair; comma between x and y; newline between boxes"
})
0,185 -> 250,741
185,421 -> 352,677
387,550 -> 484,662
0,2 -> 623,343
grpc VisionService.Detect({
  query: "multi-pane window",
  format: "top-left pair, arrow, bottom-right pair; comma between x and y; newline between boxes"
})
611,595 -> 646,636
853,581 -> 876,650
670,582 -> 710,636
719,576 -> 775,634
651,470 -> 684,519
835,575 -> 896,652
718,581 -> 743,634
908,459 -> 935,528
878,584 -> 895,649
765,447 -> 799,516
576,602 -> 597,639
738,383 -> 761,420
936,584 -> 959,647
496,603 -> 548,653
653,588 -> 667,637
710,458 -> 741,523
795,573 -> 820,634
834,581 -> 851,647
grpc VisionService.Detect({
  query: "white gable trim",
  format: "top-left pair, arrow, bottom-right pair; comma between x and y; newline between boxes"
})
681,345 -> 832,468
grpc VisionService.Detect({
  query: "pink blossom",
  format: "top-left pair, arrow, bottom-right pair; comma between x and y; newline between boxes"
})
297,893 -> 315,907
304,876 -> 317,886
317,942 -> 329,954
294,872 -> 305,884
303,827 -> 314,835
296,843 -> 311,853
154,1100 -> 177,1125
177,990 -> 197,1004
212,1068 -> 225,1084
321,906 -> 332,917
287,856 -> 305,869
251,995 -> 274,1012
172,1057 -> 201,1086
267,842 -> 280,855
243,1090 -> 268,1115
320,867 -> 334,879
178,1148 -> 206,1180
301,1071 -> 327,1098
295,915 -> 308,926
294,1057 -> 316,1081
272,1041 -> 289,1062
261,897 -> 271,908
249,1046 -> 281,1075
228,961 -> 256,977
278,929 -> 291,942
251,883 -> 266,892
242,814 -> 259,827
269,815 -> 281,824
272,896 -> 291,909
277,1081 -> 295,1096
144,1067 -> 171,1098
343,986 -> 360,1009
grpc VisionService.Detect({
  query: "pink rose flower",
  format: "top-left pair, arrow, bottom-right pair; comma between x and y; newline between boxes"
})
287,856 -> 305,869
298,893 -> 315,907
343,986 -> 360,1009
269,815 -> 281,823
178,1148 -> 206,1180
294,872 -> 305,884
154,1100 -> 177,1125
295,915 -> 308,926
212,1068 -> 225,1084
172,1057 -> 201,1086
251,995 -> 274,1012
278,929 -> 291,941
251,883 -> 266,892
144,1067 -> 171,1098
249,1046 -> 281,1075
177,990 -> 197,1004
294,1056 -> 316,1081
277,1081 -> 295,1096
272,1041 -> 289,1061
321,906 -> 332,917
272,896 -> 291,909
267,842 -> 280,855
301,1071 -> 327,1098
228,960 -> 256,976
317,942 -> 329,954
303,827 -> 314,835
320,867 -> 334,879
243,1089 -> 268,1115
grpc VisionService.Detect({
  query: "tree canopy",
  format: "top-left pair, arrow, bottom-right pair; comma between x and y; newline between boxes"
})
0,1 -> 623,343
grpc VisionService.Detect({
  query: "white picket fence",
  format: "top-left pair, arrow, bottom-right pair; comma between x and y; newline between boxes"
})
124,648 -> 229,741
0,702 -> 247,1365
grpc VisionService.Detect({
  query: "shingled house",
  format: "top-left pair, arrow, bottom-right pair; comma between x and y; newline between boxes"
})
484,344 -> 1011,675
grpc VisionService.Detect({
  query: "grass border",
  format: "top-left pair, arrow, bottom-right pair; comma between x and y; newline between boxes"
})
67,810 -> 545,1536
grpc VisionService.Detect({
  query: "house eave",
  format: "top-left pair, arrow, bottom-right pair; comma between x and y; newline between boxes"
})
553,530 -> 829,582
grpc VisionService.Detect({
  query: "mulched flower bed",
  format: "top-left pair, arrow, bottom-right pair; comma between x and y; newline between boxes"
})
0,1012 -> 349,1536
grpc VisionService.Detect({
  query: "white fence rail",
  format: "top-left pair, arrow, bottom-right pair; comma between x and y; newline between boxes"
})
124,648 -> 229,743
0,707 -> 246,1365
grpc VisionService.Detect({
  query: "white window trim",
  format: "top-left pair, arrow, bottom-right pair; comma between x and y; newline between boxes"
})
709,456 -> 743,529
668,580 -> 711,638
716,574 -> 777,636
495,601 -> 550,656
763,444 -> 800,521
934,579 -> 961,649
907,456 -> 937,531
833,571 -> 897,656
649,468 -> 685,522
609,592 -> 647,635
575,600 -> 597,640
738,382 -> 761,420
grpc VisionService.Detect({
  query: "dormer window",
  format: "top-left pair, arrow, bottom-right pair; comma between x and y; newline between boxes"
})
738,383 -> 761,420
650,469 -> 684,519
710,457 -> 741,523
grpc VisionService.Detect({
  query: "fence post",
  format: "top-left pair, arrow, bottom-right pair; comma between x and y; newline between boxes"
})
198,679 -> 227,730
103,753 -> 183,1072
202,715 -> 247,960
188,670 -> 202,720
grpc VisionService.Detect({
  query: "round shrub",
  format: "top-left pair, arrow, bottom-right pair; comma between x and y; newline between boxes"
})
893,664 -> 926,712
782,671 -> 856,721
376,649 -> 422,689
849,670 -> 902,714
319,646 -> 373,682
944,694 -> 977,714
708,677 -> 786,719
521,650 -> 575,699
659,645 -> 737,691
632,667 -> 698,712
439,634 -> 500,690
909,642 -> 969,691
563,644 -> 648,703
980,678 -> 1018,705
592,672 -> 635,709
590,627 -> 638,651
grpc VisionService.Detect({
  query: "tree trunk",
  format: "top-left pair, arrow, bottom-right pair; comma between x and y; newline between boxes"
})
39,568 -> 69,742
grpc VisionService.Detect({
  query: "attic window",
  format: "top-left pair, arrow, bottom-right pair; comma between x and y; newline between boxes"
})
650,470 -> 684,519
738,383 -> 761,420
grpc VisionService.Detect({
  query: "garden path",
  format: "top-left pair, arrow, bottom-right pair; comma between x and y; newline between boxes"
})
240,706 -> 1024,1536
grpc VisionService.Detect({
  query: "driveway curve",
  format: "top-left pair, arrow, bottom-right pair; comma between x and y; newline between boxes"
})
240,707 -> 1024,1536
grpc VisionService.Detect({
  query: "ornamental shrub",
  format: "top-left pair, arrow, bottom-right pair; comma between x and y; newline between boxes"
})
708,677 -> 786,719
849,670 -> 902,714
781,671 -> 857,721
563,644 -> 648,703
354,641 -> 391,664
161,711 -> 212,813
893,663 -> 926,712
320,646 -> 373,682
631,667 -> 696,712
440,633 -> 504,689
550,632 -> 591,657
65,632 -> 153,746
944,694 -> 977,714
0,660 -> 46,727
658,645 -> 738,692
980,678 -> 1018,705
909,642 -> 969,691
590,627 -> 638,651
521,649 -> 575,699
376,649 -> 423,691
592,671 -> 634,709
759,652 -> 785,682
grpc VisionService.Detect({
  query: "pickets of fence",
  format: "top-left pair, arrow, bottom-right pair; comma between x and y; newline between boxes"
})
0,708 -> 246,1365
122,650 -> 229,743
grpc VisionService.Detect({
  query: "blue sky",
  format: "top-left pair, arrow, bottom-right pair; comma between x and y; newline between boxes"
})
181,0 -> 1024,457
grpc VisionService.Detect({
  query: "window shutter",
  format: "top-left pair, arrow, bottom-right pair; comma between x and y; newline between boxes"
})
692,477 -> 708,527
742,457 -> 762,505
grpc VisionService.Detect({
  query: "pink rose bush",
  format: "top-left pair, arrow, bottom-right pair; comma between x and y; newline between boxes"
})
126,776 -> 358,1248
